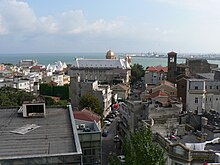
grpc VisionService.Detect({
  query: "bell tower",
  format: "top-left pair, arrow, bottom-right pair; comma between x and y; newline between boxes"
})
167,51 -> 177,83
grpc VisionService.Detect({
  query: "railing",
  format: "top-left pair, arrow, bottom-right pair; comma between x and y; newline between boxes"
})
153,133 -> 216,162
191,150 -> 215,161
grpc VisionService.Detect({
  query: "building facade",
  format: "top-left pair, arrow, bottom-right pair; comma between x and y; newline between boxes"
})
75,119 -> 102,165
186,58 -> 211,75
70,75 -> 112,117
145,65 -> 168,85
117,100 -> 149,142
69,57 -> 131,85
186,79 -> 220,113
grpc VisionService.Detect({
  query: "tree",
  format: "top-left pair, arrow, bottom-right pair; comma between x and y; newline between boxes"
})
0,87 -> 36,106
131,63 -> 145,85
123,127 -> 165,165
108,153 -> 121,165
79,93 -> 102,115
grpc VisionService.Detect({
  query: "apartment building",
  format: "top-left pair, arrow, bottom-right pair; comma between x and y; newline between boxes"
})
70,74 -> 112,116
184,79 -> 220,113
145,65 -> 167,85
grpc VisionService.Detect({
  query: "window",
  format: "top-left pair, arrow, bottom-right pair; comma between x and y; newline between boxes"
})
170,57 -> 174,62
217,86 -> 219,89
174,162 -> 183,165
195,86 -> 198,90
210,86 -> 212,89
195,97 -> 198,103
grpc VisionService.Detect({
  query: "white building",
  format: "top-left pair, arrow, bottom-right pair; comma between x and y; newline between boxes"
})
186,79 -> 220,113
69,57 -> 131,84
70,74 -> 112,117
51,73 -> 64,86
46,61 -> 67,74
19,59 -> 37,68
13,79 -> 30,92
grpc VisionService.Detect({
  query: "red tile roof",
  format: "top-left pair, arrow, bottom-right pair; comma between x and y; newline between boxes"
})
73,108 -> 101,123
161,80 -> 175,87
150,90 -> 168,98
146,65 -> 168,72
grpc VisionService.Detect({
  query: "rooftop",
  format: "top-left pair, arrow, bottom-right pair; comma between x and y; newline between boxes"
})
146,65 -> 168,72
75,119 -> 101,134
153,123 -> 220,151
195,73 -> 215,80
0,107 -> 79,159
71,58 -> 131,69
111,83 -> 130,91
74,108 -> 101,123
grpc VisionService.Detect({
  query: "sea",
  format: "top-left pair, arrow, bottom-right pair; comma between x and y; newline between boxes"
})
1,52 -> 220,68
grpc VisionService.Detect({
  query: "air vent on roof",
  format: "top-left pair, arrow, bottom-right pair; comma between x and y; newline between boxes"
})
79,124 -> 86,129
22,102 -> 46,118
83,127 -> 91,132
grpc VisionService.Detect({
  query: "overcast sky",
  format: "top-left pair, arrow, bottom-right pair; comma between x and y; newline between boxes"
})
1,0 -> 220,54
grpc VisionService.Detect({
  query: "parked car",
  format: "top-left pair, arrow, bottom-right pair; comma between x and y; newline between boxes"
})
106,118 -> 114,122
104,120 -> 111,126
114,135 -> 120,142
117,155 -> 125,163
113,111 -> 119,116
102,129 -> 108,137
109,113 -> 116,118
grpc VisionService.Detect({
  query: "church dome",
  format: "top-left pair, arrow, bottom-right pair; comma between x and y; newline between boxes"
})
106,50 -> 116,59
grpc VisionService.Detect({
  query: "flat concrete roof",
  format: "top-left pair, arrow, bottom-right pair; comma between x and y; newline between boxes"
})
0,108 -> 77,159
75,119 -> 101,134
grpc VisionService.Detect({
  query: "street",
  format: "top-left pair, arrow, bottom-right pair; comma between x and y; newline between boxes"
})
102,117 -> 120,165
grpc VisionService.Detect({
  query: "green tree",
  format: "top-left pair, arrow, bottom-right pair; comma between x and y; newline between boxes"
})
79,93 -> 102,115
131,63 -> 145,85
123,127 -> 165,165
0,87 -> 36,106
44,96 -> 56,106
108,153 -> 121,165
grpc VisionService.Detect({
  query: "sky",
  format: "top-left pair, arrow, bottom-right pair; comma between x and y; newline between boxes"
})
1,0 -> 220,54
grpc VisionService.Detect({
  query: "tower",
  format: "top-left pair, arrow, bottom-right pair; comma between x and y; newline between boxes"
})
167,51 -> 177,83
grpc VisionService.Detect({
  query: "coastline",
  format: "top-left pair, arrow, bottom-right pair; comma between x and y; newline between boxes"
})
0,53 -> 220,68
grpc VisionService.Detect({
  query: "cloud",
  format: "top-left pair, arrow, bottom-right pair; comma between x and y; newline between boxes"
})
0,1 -> 127,37
0,0 -> 134,52
1,0 -> 220,53
159,0 -> 220,16
38,16 -> 58,33
0,0 -> 37,34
